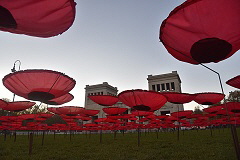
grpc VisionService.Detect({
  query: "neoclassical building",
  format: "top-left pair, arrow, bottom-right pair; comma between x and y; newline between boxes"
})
84,71 -> 184,119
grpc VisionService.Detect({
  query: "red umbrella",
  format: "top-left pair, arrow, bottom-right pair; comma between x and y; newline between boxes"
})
118,89 -> 167,111
81,109 -> 100,116
0,0 -> 76,37
194,92 -> 225,105
47,107 -> 62,115
203,105 -> 223,114
171,110 -> 193,119
57,106 -> 83,116
1,101 -> 36,112
3,69 -> 76,102
44,93 -> 74,105
0,99 -> 8,109
88,95 -> 118,106
161,92 -> 196,104
160,0 -> 240,64
222,102 -> 240,113
102,107 -> 128,115
226,75 -> 240,89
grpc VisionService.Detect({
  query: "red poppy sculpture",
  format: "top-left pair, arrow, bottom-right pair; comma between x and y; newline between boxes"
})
226,75 -> 240,89
160,0 -> 240,64
222,102 -> 240,113
102,107 -> 128,115
0,0 -> 76,38
88,95 -> 118,106
118,89 -> 167,111
81,109 -> 100,116
161,92 -> 196,104
0,99 -> 8,109
57,106 -> 83,116
44,93 -> 74,105
171,110 -> 193,119
3,69 -> 76,103
194,92 -> 225,105
1,101 -> 36,112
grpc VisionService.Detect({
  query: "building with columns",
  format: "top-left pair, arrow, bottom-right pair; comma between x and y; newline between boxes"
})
84,71 -> 184,119
147,71 -> 184,115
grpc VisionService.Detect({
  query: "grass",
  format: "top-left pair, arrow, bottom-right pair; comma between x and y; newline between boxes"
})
0,128 -> 238,160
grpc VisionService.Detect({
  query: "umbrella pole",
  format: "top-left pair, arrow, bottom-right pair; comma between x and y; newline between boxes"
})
41,131 -> 45,146
100,130 -> 102,144
28,132 -> 33,155
137,128 -> 140,147
14,131 -> 17,142
200,64 -> 240,160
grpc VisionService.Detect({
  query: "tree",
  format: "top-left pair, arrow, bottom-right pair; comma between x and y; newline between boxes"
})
227,90 -> 240,102
193,106 -> 203,114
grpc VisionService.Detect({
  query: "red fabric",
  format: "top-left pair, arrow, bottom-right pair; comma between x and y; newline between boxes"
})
194,92 -> 225,105
118,89 -> 167,111
203,105 -> 223,113
3,69 -> 76,102
57,106 -> 83,116
81,109 -> 100,116
226,75 -> 240,89
0,0 -> 76,38
102,107 -> 128,115
2,101 -> 35,112
160,0 -> 240,64
45,93 -> 74,105
0,99 -> 8,109
222,102 -> 240,113
47,107 -> 62,115
88,95 -> 118,106
131,111 -> 153,117
171,110 -> 193,119
161,92 -> 196,104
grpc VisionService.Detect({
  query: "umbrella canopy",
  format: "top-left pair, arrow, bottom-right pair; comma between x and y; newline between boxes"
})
0,99 -> 8,109
118,89 -> 167,111
194,92 -> 225,105
203,105 -> 223,114
44,93 -> 74,105
102,107 -> 128,115
47,107 -> 61,115
226,75 -> 240,89
88,95 -> 118,106
3,69 -> 76,102
1,101 -> 36,112
81,109 -> 100,116
160,0 -> 240,64
171,110 -> 193,119
222,102 -> 240,113
0,0 -> 76,37
57,106 -> 83,116
161,92 -> 196,104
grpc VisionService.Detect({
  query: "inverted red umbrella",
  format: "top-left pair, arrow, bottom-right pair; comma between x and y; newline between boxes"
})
118,89 -> 167,111
102,107 -> 128,115
3,69 -> 76,102
161,92 -> 196,104
57,106 -> 83,116
160,0 -> 240,64
44,93 -> 74,105
171,110 -> 193,119
1,101 -> 36,112
88,95 -> 118,106
47,107 -> 61,115
203,105 -> 223,114
194,92 -> 225,105
81,109 -> 100,116
222,102 -> 240,113
226,75 -> 240,89
0,99 -> 8,109
0,0 -> 76,38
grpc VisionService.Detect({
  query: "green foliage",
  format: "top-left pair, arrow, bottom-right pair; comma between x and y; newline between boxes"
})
227,90 -> 240,102
0,128 -> 238,160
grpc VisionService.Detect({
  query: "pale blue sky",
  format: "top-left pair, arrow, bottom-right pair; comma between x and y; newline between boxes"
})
0,0 -> 239,111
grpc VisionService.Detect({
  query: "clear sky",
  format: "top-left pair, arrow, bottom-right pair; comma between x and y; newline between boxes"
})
0,0 -> 239,111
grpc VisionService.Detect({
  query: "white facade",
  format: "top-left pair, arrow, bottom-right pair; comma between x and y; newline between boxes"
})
147,71 -> 184,115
